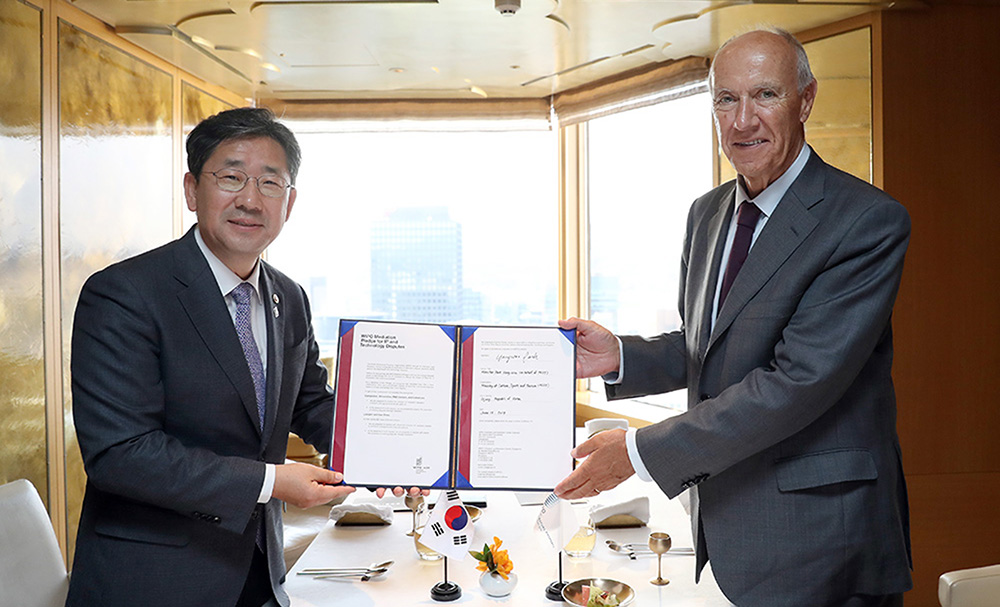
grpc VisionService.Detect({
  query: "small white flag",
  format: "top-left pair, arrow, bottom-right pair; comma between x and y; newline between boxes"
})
535,492 -> 578,552
420,490 -> 475,561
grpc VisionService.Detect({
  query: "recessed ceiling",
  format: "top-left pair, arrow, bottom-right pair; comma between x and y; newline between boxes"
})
71,0 -> 926,101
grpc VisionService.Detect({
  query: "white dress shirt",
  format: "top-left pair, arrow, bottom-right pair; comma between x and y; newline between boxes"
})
616,145 -> 813,483
194,227 -> 276,503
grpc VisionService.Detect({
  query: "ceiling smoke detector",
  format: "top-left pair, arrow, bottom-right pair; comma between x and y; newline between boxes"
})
495,0 -> 520,16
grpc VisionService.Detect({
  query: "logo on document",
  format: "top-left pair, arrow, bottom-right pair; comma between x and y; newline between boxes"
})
412,456 -> 429,475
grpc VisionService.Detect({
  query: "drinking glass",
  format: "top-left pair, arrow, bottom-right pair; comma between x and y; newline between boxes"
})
648,532 -> 672,586
413,527 -> 443,561
404,493 -> 424,537
564,524 -> 597,558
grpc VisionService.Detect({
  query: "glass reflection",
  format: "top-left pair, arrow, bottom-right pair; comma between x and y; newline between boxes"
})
0,0 -> 47,505
59,20 -> 174,560
181,82 -> 234,233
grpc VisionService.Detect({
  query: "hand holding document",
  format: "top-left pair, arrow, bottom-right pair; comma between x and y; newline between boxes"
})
330,321 -> 576,491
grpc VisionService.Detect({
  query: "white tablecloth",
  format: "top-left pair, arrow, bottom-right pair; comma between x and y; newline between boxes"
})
285,475 -> 734,606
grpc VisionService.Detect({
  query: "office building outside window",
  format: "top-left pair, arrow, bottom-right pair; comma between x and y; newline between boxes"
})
267,125 -> 558,357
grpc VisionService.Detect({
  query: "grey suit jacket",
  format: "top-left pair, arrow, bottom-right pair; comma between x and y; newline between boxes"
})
66,227 -> 334,607
610,151 -> 913,606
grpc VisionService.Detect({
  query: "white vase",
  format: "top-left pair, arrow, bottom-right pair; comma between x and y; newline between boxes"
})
479,571 -> 518,597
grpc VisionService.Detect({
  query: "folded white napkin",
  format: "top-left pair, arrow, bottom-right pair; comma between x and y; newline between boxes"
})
328,502 -> 394,526
589,496 -> 650,528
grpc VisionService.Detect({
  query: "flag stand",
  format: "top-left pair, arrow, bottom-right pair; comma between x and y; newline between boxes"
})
544,550 -> 567,601
431,556 -> 462,602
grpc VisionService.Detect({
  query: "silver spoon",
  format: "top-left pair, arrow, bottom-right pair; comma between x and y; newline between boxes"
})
606,540 -> 652,553
298,560 -> 395,575
606,540 -> 694,556
607,539 -> 694,552
311,566 -> 390,580
605,540 -> 645,559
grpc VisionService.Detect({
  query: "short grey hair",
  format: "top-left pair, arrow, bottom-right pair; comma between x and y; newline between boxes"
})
709,26 -> 815,94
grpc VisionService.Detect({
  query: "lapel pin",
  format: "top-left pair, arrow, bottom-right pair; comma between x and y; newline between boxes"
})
272,293 -> 280,304
273,306 -> 280,318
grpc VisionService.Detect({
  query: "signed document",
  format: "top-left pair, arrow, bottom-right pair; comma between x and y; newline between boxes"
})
330,320 -> 576,490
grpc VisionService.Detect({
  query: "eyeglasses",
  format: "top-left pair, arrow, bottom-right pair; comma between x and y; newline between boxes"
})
204,168 -> 293,198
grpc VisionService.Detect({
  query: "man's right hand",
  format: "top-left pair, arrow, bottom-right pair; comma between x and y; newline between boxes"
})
273,461 -> 356,509
558,317 -> 621,378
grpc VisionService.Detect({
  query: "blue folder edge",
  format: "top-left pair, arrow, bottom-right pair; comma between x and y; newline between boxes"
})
340,320 -> 359,336
440,325 -> 457,342
432,471 -> 451,489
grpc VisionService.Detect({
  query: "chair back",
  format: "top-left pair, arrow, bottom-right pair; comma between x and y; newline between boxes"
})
0,479 -> 69,607
939,564 -> 1000,607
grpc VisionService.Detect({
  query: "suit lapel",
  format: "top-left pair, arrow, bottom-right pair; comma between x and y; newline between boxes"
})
260,264 -> 286,447
173,230 -> 264,437
707,154 -> 826,352
694,186 -> 735,358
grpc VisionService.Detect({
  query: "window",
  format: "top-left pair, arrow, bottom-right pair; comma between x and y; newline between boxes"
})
268,124 -> 558,357
587,92 -> 714,411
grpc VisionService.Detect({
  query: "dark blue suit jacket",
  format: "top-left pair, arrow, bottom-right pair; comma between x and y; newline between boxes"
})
67,226 -> 333,606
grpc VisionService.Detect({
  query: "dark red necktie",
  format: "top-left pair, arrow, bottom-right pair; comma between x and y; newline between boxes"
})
718,201 -> 762,307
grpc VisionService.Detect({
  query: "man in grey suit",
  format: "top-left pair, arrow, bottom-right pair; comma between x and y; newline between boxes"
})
66,108 -> 408,606
556,29 -> 912,606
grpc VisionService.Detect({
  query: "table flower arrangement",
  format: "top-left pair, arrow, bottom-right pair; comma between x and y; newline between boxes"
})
471,536 -> 517,597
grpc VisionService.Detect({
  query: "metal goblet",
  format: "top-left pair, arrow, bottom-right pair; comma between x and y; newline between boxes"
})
404,493 -> 424,537
648,532 -> 672,586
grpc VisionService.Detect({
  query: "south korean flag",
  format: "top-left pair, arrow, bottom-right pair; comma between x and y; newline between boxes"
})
420,490 -> 475,561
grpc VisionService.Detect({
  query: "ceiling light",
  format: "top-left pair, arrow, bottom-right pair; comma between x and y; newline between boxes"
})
189,35 -> 215,50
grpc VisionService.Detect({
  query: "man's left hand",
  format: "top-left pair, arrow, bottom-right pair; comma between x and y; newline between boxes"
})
554,428 -> 635,500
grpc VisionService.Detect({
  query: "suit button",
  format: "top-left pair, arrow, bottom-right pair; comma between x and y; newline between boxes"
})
699,393 -> 712,401
213,516 -> 221,524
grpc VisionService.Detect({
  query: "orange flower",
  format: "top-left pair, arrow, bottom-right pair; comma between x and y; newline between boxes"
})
470,536 -> 515,580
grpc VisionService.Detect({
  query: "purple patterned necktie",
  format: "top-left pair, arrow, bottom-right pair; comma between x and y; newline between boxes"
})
231,283 -> 267,550
719,201 -> 762,308
231,283 -> 266,432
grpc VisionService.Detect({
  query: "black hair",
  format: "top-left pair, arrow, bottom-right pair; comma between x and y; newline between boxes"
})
186,107 -> 301,183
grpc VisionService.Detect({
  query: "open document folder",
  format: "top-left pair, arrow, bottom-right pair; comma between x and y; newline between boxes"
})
329,320 -> 576,491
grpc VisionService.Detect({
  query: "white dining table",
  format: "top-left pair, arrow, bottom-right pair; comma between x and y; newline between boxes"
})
284,469 -> 735,606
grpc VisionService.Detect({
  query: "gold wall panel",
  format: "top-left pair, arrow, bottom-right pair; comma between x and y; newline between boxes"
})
180,82 -> 234,234
716,27 -> 873,186
58,20 -> 174,560
805,27 -> 872,183
182,81 -> 234,136
0,0 -> 47,505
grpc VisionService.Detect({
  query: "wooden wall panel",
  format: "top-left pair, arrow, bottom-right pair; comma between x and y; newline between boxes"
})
878,4 -> 1000,605
906,474 -> 1000,607
882,4 -> 1000,478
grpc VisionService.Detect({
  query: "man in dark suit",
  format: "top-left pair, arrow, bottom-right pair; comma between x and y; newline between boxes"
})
555,29 -> 913,606
67,108 -> 389,606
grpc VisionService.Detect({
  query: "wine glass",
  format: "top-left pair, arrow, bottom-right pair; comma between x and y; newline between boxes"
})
648,531 -> 672,586
413,526 -> 443,561
404,493 -> 424,537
